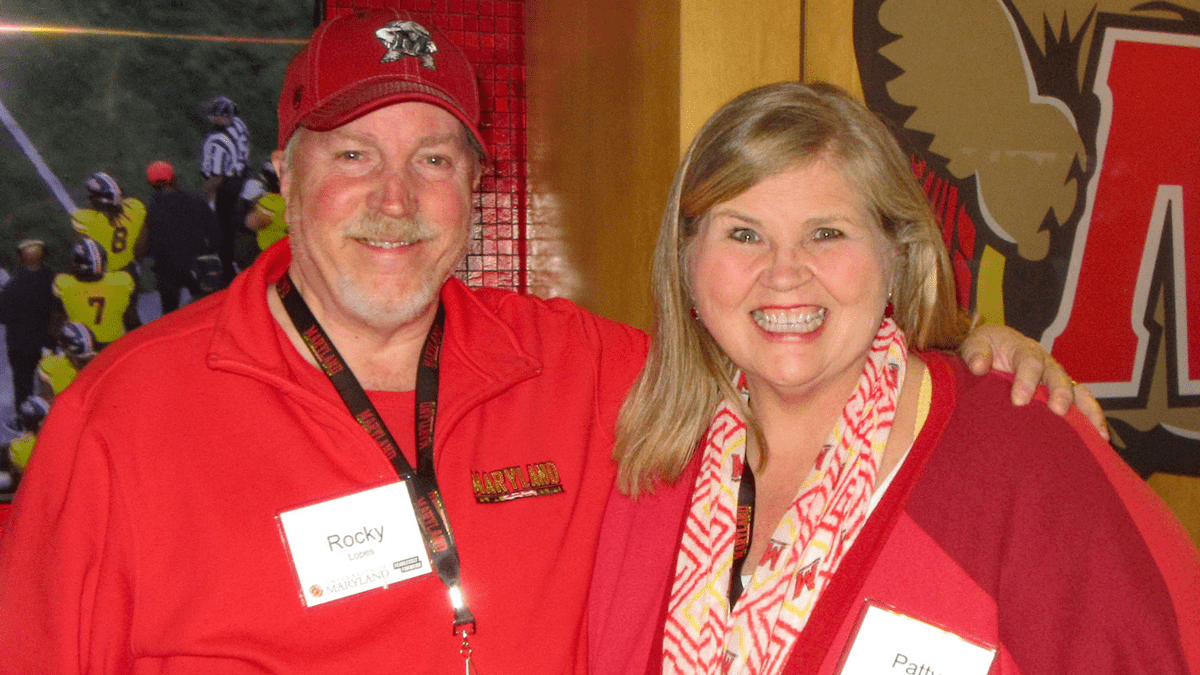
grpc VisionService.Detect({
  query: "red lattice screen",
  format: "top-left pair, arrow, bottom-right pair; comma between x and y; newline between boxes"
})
325,0 -> 527,293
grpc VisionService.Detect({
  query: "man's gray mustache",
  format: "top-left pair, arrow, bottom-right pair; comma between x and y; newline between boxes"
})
344,216 -> 436,241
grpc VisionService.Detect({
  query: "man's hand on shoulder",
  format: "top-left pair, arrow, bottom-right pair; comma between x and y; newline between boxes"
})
960,322 -> 1109,440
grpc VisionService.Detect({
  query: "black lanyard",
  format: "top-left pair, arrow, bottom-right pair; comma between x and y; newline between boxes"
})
729,456 -> 756,607
275,273 -> 477,640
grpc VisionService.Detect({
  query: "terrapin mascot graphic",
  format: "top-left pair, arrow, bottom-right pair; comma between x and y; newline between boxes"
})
854,1 -> 1200,484
376,20 -> 438,69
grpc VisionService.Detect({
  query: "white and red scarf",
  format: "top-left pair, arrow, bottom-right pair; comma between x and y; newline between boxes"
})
662,319 -> 908,675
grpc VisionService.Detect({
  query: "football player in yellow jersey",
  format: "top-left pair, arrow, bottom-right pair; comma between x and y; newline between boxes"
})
36,322 -> 97,403
7,432 -> 35,473
7,395 -> 49,470
244,162 -> 288,251
1,395 -> 48,494
53,239 -> 135,345
72,172 -> 147,274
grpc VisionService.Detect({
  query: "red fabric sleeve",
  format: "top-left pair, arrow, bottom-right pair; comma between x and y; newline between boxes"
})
0,393 -> 137,674
909,355 -> 1200,675
588,454 -> 701,675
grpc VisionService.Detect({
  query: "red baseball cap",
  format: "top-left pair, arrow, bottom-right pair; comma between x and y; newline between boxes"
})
277,9 -> 485,156
146,160 -> 175,184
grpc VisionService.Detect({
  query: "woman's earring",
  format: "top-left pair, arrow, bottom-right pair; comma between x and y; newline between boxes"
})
884,291 -> 894,319
690,306 -> 700,320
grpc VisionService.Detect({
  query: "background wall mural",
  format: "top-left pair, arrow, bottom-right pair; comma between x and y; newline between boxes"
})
854,1 -> 1200,488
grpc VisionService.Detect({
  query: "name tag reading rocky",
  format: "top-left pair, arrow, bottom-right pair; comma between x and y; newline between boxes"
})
278,482 -> 432,608
837,602 -> 995,675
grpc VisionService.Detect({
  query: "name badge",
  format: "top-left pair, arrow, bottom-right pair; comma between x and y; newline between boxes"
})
837,602 -> 996,675
278,482 -> 433,608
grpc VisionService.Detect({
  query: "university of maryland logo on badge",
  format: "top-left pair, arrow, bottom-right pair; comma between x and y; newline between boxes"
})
471,461 -> 564,503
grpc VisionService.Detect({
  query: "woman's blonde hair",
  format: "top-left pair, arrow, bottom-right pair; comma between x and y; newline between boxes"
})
614,81 -> 969,495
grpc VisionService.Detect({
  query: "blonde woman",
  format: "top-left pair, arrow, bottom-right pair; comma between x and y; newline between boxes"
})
589,82 -> 1200,675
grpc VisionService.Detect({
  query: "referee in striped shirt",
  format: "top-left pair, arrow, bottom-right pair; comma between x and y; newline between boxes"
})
200,95 -> 250,285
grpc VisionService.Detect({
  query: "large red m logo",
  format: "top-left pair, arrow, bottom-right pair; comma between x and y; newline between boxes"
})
1043,28 -> 1200,401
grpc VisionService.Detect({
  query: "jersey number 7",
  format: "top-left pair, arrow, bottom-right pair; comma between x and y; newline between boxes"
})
88,296 -> 106,324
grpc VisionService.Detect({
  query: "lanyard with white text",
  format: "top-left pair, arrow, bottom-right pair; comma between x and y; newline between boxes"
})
275,274 -> 479,658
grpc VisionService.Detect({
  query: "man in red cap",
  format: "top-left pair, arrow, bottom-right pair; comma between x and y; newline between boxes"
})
0,9 -> 1095,674
144,160 -> 220,314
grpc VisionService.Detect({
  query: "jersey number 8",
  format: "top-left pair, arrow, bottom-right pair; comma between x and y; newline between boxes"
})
111,224 -> 128,254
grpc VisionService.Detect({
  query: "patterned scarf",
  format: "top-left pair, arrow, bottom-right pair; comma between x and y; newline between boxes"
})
662,319 -> 908,675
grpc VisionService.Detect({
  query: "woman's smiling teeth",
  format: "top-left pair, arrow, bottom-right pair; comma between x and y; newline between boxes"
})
752,307 -> 827,333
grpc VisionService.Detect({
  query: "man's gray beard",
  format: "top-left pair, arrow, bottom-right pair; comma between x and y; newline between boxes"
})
295,213 -> 466,329
335,264 -> 446,328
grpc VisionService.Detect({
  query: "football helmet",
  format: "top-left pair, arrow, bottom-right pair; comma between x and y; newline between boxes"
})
72,237 -> 107,281
261,160 -> 280,194
59,321 -> 98,361
84,172 -> 122,209
84,170 -> 123,207
16,396 -> 50,434
191,254 -> 224,293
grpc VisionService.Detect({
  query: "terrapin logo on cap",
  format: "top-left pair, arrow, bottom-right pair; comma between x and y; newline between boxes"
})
277,9 -> 486,155
376,20 -> 438,69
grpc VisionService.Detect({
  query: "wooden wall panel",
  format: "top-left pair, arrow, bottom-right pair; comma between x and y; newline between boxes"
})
680,0 -> 801,151
801,0 -> 862,97
525,1 -> 680,329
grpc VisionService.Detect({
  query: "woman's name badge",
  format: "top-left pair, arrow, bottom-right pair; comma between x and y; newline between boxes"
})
278,482 -> 432,608
837,602 -> 996,675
